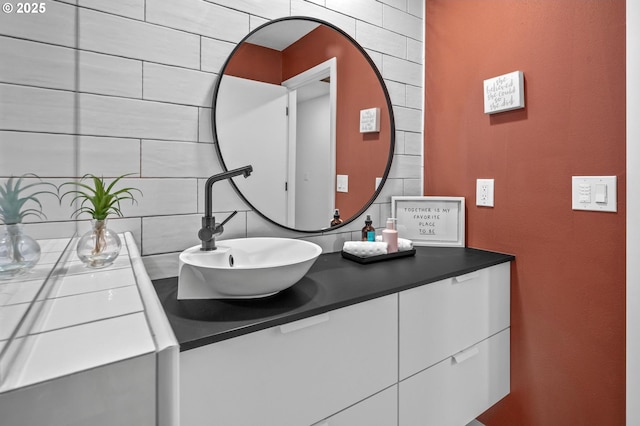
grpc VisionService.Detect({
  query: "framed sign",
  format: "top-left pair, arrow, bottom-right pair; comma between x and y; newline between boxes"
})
391,196 -> 465,247
483,70 -> 525,114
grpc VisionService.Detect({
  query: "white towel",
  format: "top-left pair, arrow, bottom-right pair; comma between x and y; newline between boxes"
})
375,236 -> 414,251
343,241 -> 388,257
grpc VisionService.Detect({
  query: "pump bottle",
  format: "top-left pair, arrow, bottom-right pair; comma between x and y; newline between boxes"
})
382,218 -> 398,253
330,209 -> 343,227
361,215 -> 375,241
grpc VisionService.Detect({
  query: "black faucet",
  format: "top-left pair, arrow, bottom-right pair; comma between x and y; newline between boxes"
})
199,165 -> 253,251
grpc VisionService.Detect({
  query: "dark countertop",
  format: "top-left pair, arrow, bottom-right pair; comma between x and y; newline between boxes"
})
152,246 -> 514,351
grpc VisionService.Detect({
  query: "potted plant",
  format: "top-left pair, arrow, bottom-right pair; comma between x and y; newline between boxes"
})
0,174 -> 57,278
60,174 -> 142,268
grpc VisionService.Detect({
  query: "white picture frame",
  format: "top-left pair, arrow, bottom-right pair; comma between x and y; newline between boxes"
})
483,70 -> 525,114
391,196 -> 465,247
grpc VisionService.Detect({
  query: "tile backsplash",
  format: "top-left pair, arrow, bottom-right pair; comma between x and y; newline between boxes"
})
0,0 -> 424,279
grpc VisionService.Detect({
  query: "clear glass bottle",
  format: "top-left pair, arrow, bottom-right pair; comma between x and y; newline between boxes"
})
76,219 -> 122,268
361,215 -> 375,241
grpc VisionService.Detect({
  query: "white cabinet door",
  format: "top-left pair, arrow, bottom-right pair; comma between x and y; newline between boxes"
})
0,353 -> 157,426
399,329 -> 510,426
180,294 -> 398,426
399,263 -> 510,379
313,386 -> 398,426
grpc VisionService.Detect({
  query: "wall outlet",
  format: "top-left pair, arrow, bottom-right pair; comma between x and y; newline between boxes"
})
476,179 -> 495,207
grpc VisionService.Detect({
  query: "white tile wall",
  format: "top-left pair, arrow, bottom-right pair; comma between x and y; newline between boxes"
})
78,93 -> 199,141
0,84 -> 75,134
290,0 -> 357,38
200,37 -> 237,73
59,0 -> 145,20
326,0 -> 383,27
212,0 -> 290,20
78,51 -> 143,98
78,8 -> 201,68
141,140 -> 219,177
394,105 -> 423,132
382,4 -> 422,40
381,0 -> 407,11
1,0 -> 424,280
0,1 -> 77,47
356,20 -> 407,58
146,0 -> 250,42
0,37 -> 75,91
143,63 -> 216,107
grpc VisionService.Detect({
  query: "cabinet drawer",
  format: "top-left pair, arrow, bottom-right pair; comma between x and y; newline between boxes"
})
180,294 -> 398,426
312,385 -> 397,426
399,328 -> 510,426
399,263 -> 510,379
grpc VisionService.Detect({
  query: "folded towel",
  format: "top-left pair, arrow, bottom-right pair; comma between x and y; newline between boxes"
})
343,241 -> 388,257
375,236 -> 414,251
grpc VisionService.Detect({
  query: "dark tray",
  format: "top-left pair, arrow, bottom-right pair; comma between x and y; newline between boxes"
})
341,248 -> 416,264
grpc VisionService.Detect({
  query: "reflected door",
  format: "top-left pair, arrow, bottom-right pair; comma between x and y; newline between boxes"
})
217,76 -> 289,221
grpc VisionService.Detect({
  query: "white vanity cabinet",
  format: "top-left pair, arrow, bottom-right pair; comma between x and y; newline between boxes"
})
311,385 -> 398,426
180,294 -> 398,426
398,262 -> 511,426
176,258 -> 512,426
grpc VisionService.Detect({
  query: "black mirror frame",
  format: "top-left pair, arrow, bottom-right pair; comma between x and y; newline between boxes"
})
211,16 -> 395,233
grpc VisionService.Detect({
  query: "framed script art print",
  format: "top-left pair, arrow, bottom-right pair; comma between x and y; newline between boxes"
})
391,196 -> 465,247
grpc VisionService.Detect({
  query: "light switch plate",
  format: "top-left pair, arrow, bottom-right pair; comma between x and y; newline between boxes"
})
572,176 -> 617,212
476,178 -> 494,207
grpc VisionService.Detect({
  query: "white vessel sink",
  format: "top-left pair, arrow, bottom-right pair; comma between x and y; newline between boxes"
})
177,237 -> 322,299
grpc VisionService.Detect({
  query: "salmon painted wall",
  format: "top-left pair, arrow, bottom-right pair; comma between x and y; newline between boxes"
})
224,43 -> 282,85
424,1 -> 626,425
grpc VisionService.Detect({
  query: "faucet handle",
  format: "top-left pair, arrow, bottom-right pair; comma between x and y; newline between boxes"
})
217,211 -> 238,229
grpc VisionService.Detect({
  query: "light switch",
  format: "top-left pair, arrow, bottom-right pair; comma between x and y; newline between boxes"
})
572,176 -> 617,212
595,183 -> 607,203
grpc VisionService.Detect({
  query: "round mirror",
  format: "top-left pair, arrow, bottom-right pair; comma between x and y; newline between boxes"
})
213,16 -> 394,233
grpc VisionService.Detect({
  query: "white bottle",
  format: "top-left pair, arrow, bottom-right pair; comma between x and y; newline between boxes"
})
382,218 -> 398,253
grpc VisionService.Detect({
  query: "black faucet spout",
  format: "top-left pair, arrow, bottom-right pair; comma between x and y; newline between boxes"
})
204,165 -> 253,217
200,165 -> 252,251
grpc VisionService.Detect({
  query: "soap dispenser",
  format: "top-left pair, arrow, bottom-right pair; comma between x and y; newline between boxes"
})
330,209 -> 343,227
361,215 -> 375,242
382,218 -> 398,253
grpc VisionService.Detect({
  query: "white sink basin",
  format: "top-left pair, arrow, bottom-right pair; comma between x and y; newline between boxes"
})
177,237 -> 322,299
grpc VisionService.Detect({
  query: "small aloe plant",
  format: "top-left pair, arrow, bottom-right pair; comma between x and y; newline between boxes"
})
0,174 -> 58,225
60,174 -> 142,266
59,174 -> 142,220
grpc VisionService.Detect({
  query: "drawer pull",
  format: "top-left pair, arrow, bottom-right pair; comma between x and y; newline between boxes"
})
279,314 -> 329,334
453,346 -> 480,364
453,271 -> 481,283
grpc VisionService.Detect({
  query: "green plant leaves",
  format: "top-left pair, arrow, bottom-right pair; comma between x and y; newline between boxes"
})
59,174 -> 142,220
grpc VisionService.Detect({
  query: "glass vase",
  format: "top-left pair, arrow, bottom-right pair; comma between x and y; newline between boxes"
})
0,223 -> 41,279
77,219 -> 121,268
